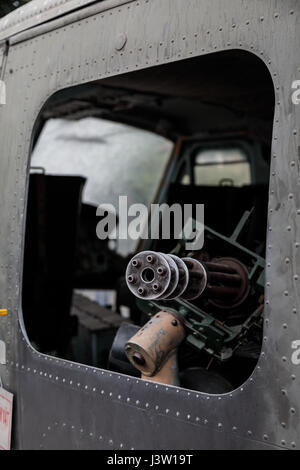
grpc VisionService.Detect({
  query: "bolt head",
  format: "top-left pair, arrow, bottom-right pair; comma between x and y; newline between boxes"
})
115,33 -> 127,51
157,266 -> 166,276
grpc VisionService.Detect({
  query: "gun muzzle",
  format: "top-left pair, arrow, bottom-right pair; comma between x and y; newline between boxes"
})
126,250 -> 249,308
125,310 -> 186,385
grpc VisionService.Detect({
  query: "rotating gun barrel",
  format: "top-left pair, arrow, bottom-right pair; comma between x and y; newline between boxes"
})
126,251 -> 249,308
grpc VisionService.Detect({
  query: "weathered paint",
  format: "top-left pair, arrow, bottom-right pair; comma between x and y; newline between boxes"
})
125,310 -> 186,384
0,0 -> 298,450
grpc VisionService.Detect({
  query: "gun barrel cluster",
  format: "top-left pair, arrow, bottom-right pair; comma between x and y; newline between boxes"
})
126,250 -> 249,307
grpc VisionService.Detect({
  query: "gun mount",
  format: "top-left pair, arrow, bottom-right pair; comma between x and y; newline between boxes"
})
124,211 -> 265,383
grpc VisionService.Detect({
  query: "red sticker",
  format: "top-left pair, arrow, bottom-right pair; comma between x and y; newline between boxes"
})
0,387 -> 13,450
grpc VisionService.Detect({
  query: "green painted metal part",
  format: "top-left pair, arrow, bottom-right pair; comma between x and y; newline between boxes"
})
137,297 -> 263,362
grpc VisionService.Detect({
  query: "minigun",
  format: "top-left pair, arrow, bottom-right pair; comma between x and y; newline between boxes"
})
123,211 -> 265,385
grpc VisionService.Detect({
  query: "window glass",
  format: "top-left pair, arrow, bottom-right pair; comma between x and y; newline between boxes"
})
194,147 -> 251,186
31,117 -> 173,256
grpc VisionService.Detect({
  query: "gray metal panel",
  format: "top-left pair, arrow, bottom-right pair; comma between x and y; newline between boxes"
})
0,0 -> 96,42
0,0 -> 299,450
0,0 -> 135,43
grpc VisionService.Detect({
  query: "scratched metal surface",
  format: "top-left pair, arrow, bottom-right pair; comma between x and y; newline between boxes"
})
0,0 -> 97,41
0,0 -> 137,44
0,0 -> 299,450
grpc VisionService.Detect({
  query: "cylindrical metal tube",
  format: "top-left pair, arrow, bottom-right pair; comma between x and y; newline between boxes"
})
204,262 -> 237,274
205,257 -> 250,308
205,285 -> 241,298
125,251 -> 249,308
125,310 -> 186,382
208,272 -> 242,286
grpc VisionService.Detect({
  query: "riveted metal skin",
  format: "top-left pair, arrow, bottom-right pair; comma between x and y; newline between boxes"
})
0,0 -> 129,42
0,0 -> 298,451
